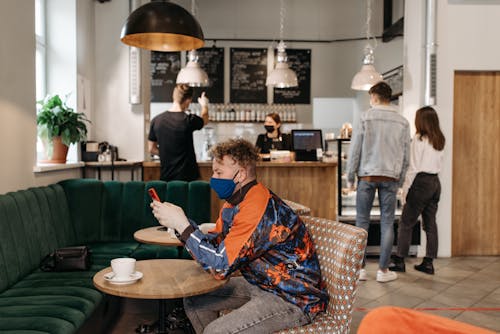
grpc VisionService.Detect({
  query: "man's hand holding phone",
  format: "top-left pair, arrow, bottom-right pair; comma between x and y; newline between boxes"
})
148,188 -> 161,202
151,200 -> 190,234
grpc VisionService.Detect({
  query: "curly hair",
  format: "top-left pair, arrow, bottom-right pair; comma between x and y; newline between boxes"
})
212,139 -> 260,177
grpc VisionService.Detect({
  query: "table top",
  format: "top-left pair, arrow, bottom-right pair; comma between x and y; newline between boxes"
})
93,259 -> 227,299
85,160 -> 142,167
134,226 -> 183,247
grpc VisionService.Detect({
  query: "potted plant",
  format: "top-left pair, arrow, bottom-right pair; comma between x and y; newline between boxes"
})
37,94 -> 90,163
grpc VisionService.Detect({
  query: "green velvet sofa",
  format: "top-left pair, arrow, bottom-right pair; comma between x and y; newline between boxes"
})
0,178 -> 210,334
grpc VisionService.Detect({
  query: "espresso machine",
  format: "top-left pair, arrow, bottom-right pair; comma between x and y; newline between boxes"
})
200,127 -> 215,161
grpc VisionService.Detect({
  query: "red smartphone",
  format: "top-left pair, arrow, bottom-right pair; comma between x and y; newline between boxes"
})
148,188 -> 160,202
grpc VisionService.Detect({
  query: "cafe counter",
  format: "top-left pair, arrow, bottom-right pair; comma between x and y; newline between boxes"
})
143,161 -> 337,223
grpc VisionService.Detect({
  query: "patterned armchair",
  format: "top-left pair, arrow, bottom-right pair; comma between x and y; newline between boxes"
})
283,199 -> 312,216
276,216 -> 368,334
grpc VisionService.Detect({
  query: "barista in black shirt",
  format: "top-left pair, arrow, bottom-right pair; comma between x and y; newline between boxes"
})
148,84 -> 209,181
255,112 -> 291,157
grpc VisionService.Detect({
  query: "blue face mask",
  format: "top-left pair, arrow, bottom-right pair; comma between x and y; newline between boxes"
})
210,171 -> 239,200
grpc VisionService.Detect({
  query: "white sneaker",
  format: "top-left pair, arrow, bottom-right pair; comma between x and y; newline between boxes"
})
359,269 -> 368,281
376,269 -> 398,282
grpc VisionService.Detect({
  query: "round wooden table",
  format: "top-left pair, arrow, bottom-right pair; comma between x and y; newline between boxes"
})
133,226 -> 183,247
93,259 -> 227,333
134,226 -> 184,258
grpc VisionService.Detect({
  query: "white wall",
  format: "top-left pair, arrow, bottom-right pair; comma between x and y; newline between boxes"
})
403,1 -> 500,257
0,0 -> 36,193
93,0 -> 145,161
0,0 -> 100,195
0,0 -> 80,194
77,0 -> 96,139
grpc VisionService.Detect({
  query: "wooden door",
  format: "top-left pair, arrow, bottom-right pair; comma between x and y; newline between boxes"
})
452,71 -> 500,255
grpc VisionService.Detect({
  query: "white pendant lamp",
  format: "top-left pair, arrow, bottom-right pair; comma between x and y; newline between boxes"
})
351,0 -> 383,91
176,0 -> 209,87
266,0 -> 298,88
176,49 -> 209,87
266,41 -> 298,88
351,45 -> 383,90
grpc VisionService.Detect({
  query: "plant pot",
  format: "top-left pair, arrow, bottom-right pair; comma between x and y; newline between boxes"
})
40,136 -> 69,163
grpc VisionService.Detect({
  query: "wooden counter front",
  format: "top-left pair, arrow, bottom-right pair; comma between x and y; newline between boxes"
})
143,161 -> 337,222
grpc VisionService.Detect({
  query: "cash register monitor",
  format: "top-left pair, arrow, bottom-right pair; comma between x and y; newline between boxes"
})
292,129 -> 323,161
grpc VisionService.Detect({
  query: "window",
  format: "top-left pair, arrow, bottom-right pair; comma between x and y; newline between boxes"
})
35,0 -> 46,161
35,0 -> 46,102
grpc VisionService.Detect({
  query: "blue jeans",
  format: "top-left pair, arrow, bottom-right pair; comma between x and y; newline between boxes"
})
356,180 -> 399,269
184,276 -> 309,334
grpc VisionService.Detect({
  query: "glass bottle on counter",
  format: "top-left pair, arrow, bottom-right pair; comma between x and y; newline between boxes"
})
200,127 -> 215,161
206,103 -> 297,123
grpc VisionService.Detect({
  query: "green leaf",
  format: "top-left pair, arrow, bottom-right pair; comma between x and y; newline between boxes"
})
36,93 -> 90,144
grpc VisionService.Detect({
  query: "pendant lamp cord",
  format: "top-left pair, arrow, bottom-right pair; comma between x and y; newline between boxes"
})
191,0 -> 197,17
279,0 -> 285,41
366,0 -> 377,50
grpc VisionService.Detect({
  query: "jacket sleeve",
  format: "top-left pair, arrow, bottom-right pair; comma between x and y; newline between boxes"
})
188,114 -> 204,131
148,118 -> 157,142
347,117 -> 364,184
183,185 -> 269,279
398,123 -> 411,187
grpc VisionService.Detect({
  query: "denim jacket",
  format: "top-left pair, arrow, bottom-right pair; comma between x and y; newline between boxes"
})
347,104 -> 410,187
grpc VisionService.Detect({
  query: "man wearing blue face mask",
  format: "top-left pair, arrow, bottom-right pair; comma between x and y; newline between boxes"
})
151,138 -> 327,334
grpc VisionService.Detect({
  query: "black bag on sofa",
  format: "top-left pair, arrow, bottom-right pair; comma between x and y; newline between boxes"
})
40,246 -> 91,271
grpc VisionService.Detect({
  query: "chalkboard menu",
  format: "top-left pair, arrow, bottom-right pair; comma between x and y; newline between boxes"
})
230,48 -> 267,103
191,47 -> 224,103
151,51 -> 181,102
273,49 -> 311,104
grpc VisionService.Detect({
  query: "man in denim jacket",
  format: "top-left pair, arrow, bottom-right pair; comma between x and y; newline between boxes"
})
347,81 -> 410,283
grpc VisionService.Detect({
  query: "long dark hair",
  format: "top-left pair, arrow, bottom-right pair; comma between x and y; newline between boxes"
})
415,106 -> 445,151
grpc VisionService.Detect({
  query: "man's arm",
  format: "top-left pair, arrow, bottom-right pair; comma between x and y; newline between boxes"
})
398,124 -> 411,187
148,140 -> 159,156
346,119 -> 364,186
198,92 -> 209,125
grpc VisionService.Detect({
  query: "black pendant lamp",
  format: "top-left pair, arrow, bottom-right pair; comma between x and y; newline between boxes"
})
120,1 -> 204,52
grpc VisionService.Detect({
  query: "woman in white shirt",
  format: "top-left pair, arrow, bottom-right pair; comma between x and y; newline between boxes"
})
390,106 -> 445,275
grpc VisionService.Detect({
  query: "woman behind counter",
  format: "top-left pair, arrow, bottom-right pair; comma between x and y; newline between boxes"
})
255,113 -> 291,159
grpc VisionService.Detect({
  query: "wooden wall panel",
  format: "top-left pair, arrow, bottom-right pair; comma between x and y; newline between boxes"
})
452,71 -> 500,255
144,161 -> 337,223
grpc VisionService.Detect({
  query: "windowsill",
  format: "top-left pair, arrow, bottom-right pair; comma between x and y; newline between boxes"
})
33,161 -> 85,173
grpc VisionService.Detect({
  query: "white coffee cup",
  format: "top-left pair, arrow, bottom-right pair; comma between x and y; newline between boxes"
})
111,258 -> 136,279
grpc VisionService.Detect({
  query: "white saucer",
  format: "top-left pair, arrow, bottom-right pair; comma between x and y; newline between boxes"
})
104,271 -> 143,285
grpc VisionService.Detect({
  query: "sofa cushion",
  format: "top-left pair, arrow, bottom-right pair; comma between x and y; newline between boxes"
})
87,241 -> 140,267
188,181 -> 211,224
0,316 -> 76,334
0,185 -> 75,292
0,282 -> 102,334
130,243 -> 180,260
0,305 -> 86,328
58,179 -> 104,244
0,295 -> 95,318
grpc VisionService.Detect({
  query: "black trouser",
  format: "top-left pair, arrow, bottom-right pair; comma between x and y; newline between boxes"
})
397,173 -> 441,259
